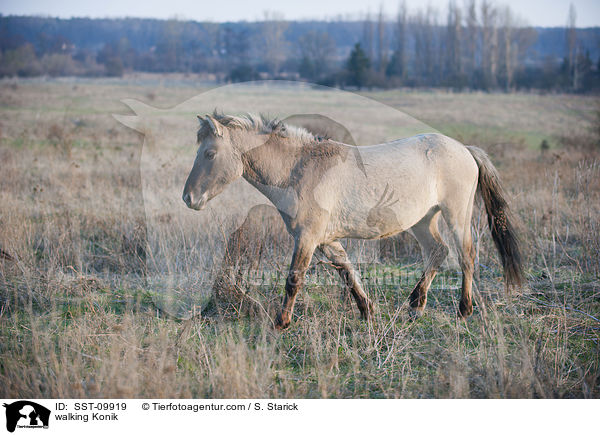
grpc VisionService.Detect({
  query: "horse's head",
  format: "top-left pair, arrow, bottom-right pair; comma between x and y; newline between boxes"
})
183,114 -> 244,210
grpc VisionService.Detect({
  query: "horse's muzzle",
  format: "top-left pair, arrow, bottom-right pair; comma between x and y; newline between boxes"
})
182,192 -> 207,210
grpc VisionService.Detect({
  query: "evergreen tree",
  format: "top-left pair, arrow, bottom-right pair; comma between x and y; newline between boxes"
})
346,43 -> 371,89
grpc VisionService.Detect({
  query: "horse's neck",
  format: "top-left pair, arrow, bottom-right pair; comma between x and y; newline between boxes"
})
240,134 -> 300,193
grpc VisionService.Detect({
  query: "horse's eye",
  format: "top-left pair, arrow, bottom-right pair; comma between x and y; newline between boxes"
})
204,150 -> 216,160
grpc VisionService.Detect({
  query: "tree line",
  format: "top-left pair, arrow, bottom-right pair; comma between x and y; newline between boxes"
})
0,1 -> 599,92
340,1 -> 599,92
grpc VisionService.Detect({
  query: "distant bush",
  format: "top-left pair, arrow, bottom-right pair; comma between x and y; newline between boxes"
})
104,57 -> 124,77
0,44 -> 41,77
318,70 -> 349,88
40,53 -> 80,76
0,43 -> 106,78
227,64 -> 259,83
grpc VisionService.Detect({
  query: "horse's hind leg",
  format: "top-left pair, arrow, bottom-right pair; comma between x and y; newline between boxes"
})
409,210 -> 448,317
319,241 -> 373,319
442,192 -> 476,318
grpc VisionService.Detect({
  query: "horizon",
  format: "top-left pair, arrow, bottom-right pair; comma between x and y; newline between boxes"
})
1,0 -> 600,28
2,12 -> 600,29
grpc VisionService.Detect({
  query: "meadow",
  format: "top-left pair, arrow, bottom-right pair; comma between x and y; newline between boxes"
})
0,75 -> 598,398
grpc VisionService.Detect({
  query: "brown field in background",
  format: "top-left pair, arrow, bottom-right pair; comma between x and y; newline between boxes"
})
0,76 -> 599,398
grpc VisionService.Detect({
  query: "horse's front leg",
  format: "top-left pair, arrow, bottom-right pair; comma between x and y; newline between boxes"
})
319,241 -> 373,320
275,237 -> 316,329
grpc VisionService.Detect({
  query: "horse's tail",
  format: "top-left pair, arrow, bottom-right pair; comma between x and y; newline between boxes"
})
467,146 -> 523,290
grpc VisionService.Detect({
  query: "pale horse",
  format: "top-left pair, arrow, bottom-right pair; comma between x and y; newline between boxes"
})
182,113 -> 523,329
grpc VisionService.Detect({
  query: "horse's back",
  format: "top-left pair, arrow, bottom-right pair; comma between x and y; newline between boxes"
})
317,133 -> 476,240
374,133 -> 479,223
366,133 -> 472,160
360,133 -> 477,185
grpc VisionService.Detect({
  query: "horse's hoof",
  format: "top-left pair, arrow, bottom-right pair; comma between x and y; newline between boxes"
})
408,308 -> 425,321
274,313 -> 290,330
360,301 -> 375,321
458,301 -> 473,319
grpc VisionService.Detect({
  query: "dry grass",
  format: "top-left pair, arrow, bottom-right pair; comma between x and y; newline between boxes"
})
0,77 -> 599,398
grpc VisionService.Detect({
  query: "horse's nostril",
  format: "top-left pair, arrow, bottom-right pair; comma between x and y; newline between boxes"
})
183,193 -> 191,206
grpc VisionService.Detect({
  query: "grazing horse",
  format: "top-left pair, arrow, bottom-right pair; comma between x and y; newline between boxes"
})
183,112 -> 523,329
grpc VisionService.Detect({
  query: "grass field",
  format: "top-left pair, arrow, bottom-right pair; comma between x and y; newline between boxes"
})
1,75 -> 599,398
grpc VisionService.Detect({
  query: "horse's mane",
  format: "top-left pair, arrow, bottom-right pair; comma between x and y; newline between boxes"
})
199,111 -> 320,143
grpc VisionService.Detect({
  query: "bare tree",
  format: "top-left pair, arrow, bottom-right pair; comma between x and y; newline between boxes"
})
413,10 -> 426,82
157,19 -> 184,71
481,0 -> 498,89
258,11 -> 289,76
430,7 -> 442,86
514,25 -> 537,68
445,1 -> 463,83
297,31 -> 336,80
377,4 -> 387,73
413,6 -> 436,85
465,0 -> 478,80
362,11 -> 375,63
567,3 -> 578,90
499,6 -> 514,90
388,0 -> 408,78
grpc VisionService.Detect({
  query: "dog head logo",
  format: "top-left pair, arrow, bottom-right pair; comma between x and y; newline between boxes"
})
3,401 -> 50,432
112,80 -> 437,318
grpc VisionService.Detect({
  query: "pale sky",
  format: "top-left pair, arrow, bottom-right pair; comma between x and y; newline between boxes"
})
1,0 -> 599,27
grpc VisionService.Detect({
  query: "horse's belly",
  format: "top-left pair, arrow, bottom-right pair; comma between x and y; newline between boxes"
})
325,200 -> 432,242
335,224 -> 403,241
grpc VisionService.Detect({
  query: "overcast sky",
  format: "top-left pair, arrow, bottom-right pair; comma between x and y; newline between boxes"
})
1,0 -> 599,27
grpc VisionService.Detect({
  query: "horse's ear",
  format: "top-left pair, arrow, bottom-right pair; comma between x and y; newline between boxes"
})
204,114 -> 224,137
